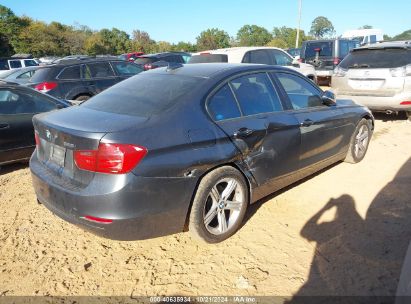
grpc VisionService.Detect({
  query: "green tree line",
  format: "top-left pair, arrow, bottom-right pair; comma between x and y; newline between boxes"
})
1,5 -> 410,58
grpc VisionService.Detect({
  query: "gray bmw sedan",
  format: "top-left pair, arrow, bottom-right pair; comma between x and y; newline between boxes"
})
30,63 -> 374,243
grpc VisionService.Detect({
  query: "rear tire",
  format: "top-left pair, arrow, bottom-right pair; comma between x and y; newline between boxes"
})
344,119 -> 371,164
406,111 -> 411,122
189,166 -> 249,244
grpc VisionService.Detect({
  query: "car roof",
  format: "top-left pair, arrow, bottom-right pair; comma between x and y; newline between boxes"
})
192,47 -> 290,63
354,41 -> 411,51
0,57 -> 36,60
147,62 -> 293,78
44,57 -> 125,67
140,52 -> 185,58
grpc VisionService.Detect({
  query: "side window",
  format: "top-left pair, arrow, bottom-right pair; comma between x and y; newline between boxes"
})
0,59 -> 8,70
207,84 -> 241,121
230,73 -> 283,116
182,55 -> 191,63
276,73 -> 323,109
176,56 -> 185,63
244,50 -> 272,65
58,66 -> 81,80
85,62 -> 115,78
269,50 -> 293,66
0,89 -> 56,114
9,60 -> 22,69
24,60 -> 38,67
17,71 -> 34,79
111,62 -> 143,75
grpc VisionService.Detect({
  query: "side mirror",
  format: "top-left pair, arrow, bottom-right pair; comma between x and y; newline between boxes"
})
322,90 -> 336,106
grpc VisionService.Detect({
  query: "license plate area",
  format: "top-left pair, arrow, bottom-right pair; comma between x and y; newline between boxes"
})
348,79 -> 384,90
49,144 -> 66,167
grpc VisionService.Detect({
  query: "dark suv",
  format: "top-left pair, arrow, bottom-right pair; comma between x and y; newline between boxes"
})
301,39 -> 359,85
28,58 -> 143,102
134,52 -> 191,70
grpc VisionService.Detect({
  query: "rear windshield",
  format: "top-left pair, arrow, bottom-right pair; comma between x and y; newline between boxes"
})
189,54 -> 228,63
340,48 -> 411,69
304,41 -> 333,58
339,40 -> 360,58
134,57 -> 155,65
82,73 -> 205,116
30,67 -> 52,82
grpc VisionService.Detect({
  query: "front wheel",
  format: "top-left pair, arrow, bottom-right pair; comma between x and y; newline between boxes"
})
188,166 -> 249,243
344,118 -> 371,164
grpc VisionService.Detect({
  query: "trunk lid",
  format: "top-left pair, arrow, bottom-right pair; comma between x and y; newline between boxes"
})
33,106 -> 148,188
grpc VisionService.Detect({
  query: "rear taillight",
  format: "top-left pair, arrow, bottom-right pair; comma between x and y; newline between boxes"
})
74,143 -> 147,174
34,132 -> 40,146
400,101 -> 411,105
333,57 -> 340,65
297,58 -> 303,63
143,64 -> 153,70
34,82 -> 58,93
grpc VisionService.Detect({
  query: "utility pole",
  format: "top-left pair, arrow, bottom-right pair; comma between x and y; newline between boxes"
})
295,0 -> 302,48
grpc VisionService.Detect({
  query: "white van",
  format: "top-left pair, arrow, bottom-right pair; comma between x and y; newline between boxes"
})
342,29 -> 384,45
189,47 -> 317,83
0,58 -> 39,70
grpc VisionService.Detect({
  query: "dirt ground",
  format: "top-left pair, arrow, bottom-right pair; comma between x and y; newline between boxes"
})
0,114 -> 410,298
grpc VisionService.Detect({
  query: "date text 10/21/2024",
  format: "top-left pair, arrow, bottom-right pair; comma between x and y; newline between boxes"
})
149,296 -> 257,303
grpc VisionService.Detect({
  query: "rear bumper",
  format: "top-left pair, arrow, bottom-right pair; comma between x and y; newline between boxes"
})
30,154 -> 197,241
335,93 -> 411,112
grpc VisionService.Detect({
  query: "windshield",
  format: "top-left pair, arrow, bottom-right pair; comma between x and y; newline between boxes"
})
30,67 -> 52,82
340,48 -> 411,69
134,57 -> 155,65
83,73 -> 205,117
304,41 -> 333,58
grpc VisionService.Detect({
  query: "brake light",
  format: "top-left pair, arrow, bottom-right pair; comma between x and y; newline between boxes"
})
333,57 -> 340,65
200,52 -> 211,55
143,64 -> 153,70
34,132 -> 40,146
74,143 -> 147,174
82,216 -> 113,224
400,101 -> 411,105
34,82 -> 58,93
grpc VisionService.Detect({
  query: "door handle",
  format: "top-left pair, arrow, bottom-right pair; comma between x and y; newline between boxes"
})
233,128 -> 254,138
300,119 -> 314,127
0,123 -> 10,130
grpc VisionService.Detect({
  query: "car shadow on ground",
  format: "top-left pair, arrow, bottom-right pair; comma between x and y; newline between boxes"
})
242,162 -> 341,228
284,157 -> 411,302
0,162 -> 28,176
